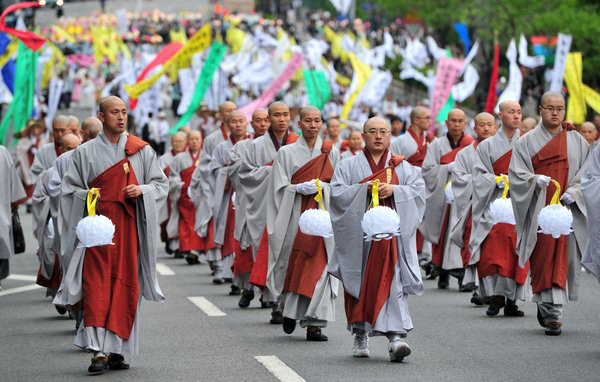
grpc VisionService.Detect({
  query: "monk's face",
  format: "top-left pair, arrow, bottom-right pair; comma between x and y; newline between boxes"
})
228,112 -> 247,140
349,131 -> 363,151
539,96 -> 565,129
498,101 -> 522,131
251,110 -> 270,137
362,118 -> 391,154
188,132 -> 202,152
299,109 -> 322,141
474,115 -> 497,141
69,125 -> 83,139
172,134 -> 187,153
219,102 -> 236,122
580,124 -> 597,145
269,104 -> 290,135
52,123 -> 68,144
99,99 -> 128,135
413,108 -> 431,131
445,110 -> 466,140
326,119 -> 340,140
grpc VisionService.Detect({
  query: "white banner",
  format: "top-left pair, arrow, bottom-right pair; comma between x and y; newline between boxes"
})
177,68 -> 196,115
548,33 -> 572,92
329,0 -> 352,15
495,38 -> 523,112
452,64 -> 479,102
45,77 -> 63,129
518,34 -> 545,69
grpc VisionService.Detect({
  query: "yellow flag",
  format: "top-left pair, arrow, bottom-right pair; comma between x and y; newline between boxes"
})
0,40 -> 18,69
226,26 -> 245,53
340,53 -> 372,127
52,25 -> 77,43
564,52 -> 586,124
125,24 -> 211,100
583,84 -> 600,114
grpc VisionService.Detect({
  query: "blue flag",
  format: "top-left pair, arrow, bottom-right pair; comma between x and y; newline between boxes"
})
453,23 -> 470,54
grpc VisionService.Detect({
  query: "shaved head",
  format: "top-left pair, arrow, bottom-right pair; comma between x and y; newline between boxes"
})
51,115 -> 69,144
362,117 -> 391,154
580,121 -> 597,145
299,106 -> 321,120
268,101 -> 289,115
474,112 -> 495,125
520,117 -> 537,135
540,91 -> 564,106
410,106 -> 429,123
498,100 -> 520,113
81,117 -> 102,142
98,96 -> 128,139
363,117 -> 390,133
99,96 -> 125,115
60,133 -> 81,152
187,130 -> 202,152
171,131 -> 187,154
446,108 -> 467,142
53,115 -> 69,128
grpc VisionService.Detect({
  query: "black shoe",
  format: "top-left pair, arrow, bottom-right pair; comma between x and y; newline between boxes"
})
229,285 -> 241,296
238,290 -> 254,308
270,311 -> 283,324
458,278 -> 473,292
107,353 -> 130,370
260,297 -> 276,309
306,327 -> 328,341
483,296 -> 491,305
545,323 -> 562,336
437,272 -> 449,289
185,253 -> 199,265
504,300 -> 524,317
174,251 -> 184,259
26,204 -> 32,214
486,295 -> 505,316
470,292 -> 484,306
224,278 -> 233,283
55,305 -> 67,315
88,355 -> 108,375
165,241 -> 174,255
427,265 -> 440,280
283,317 -> 297,334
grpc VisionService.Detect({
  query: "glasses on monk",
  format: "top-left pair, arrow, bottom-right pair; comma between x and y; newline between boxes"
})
365,129 -> 390,136
540,105 -> 565,113
416,115 -> 432,120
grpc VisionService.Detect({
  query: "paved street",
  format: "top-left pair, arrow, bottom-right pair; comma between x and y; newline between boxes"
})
2,209 -> 600,382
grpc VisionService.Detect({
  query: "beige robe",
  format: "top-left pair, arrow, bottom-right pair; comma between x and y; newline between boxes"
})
509,123 -> 590,304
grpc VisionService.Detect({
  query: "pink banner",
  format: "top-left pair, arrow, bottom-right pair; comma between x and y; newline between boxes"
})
239,53 -> 303,120
67,54 -> 94,67
430,57 -> 463,128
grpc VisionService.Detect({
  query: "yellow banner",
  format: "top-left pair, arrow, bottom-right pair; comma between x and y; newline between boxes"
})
125,24 -> 211,99
340,53 -> 372,127
583,84 -> 600,114
0,40 -> 18,69
564,52 -> 586,124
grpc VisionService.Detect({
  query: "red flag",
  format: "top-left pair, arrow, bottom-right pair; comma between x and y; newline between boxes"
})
0,2 -> 47,51
485,43 -> 500,113
130,42 -> 183,109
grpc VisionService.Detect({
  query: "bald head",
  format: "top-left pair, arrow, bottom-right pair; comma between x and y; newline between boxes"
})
171,131 -> 187,154
251,108 -> 270,137
299,106 -> 321,120
82,117 -> 102,142
51,115 -> 69,144
348,130 -> 363,151
187,130 -> 202,152
474,112 -> 496,141
98,96 -> 128,137
539,91 -> 565,130
99,96 -> 126,115
446,108 -> 467,142
520,117 -> 537,135
474,112 -> 495,125
362,117 -> 391,154
228,110 -> 248,140
60,133 -> 81,152
219,101 -> 236,122
498,100 -> 522,132
268,101 -> 291,135
580,121 -> 598,145
268,101 -> 289,115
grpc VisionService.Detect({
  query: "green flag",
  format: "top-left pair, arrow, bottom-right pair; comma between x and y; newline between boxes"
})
0,42 -> 38,145
304,70 -> 331,110
171,42 -> 227,133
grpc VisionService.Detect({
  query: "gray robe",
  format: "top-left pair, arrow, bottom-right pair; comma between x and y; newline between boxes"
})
449,142 -> 477,248
581,143 -> 600,281
329,151 -> 425,334
509,124 -> 590,303
55,131 -> 168,355
158,150 -> 177,224
32,169 -> 59,290
390,129 -> 432,160
30,142 -> 58,185
0,146 -> 27,279
228,139 -> 253,250
266,136 -> 340,323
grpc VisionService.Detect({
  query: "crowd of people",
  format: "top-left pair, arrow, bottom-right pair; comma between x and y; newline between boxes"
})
1,89 -> 600,375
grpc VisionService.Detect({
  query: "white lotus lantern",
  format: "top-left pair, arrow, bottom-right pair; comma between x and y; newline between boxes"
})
298,179 -> 333,238
361,177 -> 400,241
76,188 -> 115,248
537,179 -> 573,238
489,175 -> 516,225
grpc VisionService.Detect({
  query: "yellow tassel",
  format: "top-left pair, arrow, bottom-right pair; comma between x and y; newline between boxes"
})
86,188 -> 100,217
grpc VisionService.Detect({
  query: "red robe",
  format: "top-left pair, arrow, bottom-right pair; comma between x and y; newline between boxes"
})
344,150 -> 404,326
431,134 -> 474,267
477,149 -> 529,283
282,141 -> 334,298
529,128 -> 571,294
82,136 -> 146,340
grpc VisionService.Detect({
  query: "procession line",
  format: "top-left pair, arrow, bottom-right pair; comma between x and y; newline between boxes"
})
255,356 -> 306,382
7,274 -> 38,282
156,263 -> 176,276
187,296 -> 226,316
0,284 -> 42,297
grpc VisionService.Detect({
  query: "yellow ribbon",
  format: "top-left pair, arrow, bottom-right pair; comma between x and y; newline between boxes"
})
86,188 -> 100,217
444,180 -> 452,192
313,179 -> 326,211
371,179 -> 380,208
550,179 -> 562,205
495,175 -> 510,199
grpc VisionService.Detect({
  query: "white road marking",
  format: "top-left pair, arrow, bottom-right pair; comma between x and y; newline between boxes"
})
255,356 -> 306,382
0,284 -> 42,297
187,296 -> 226,316
156,263 -> 175,276
7,274 -> 37,282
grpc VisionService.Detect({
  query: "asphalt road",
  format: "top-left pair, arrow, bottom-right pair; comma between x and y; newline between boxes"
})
2,207 -> 600,382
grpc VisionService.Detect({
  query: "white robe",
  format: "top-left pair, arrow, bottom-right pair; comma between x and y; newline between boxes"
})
582,143 -> 600,281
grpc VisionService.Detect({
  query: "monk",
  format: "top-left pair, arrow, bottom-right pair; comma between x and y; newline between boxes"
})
159,132 -> 187,255
579,121 -> 597,147
229,109 -> 270,307
448,112 -> 497,305
0,145 -> 27,289
390,106 -> 434,272
82,117 -> 102,142
238,101 -> 298,318
189,101 -> 236,277
166,131 -> 206,264
341,131 -> 364,159
520,117 -> 536,135
267,106 -> 340,341
68,115 -> 82,139
330,116 -> 425,361
325,117 -> 347,150
582,143 -> 600,282
421,109 -> 474,289
469,101 -> 529,316
509,92 -> 591,336
30,115 -> 69,184
14,120 -> 46,203
33,133 -> 81,310
56,96 -> 168,373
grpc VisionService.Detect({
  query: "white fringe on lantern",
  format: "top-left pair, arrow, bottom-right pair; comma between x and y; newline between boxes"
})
298,208 -> 333,238
537,204 -> 573,239
489,198 -> 516,225
362,206 -> 400,241
76,215 -> 116,248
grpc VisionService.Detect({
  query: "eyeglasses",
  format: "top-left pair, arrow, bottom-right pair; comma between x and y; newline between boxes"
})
416,115 -> 432,120
540,105 -> 565,113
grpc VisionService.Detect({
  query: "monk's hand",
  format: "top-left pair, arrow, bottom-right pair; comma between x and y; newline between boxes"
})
378,183 -> 394,199
123,184 -> 142,198
536,175 -> 551,188
296,179 -> 318,195
560,192 -> 575,205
